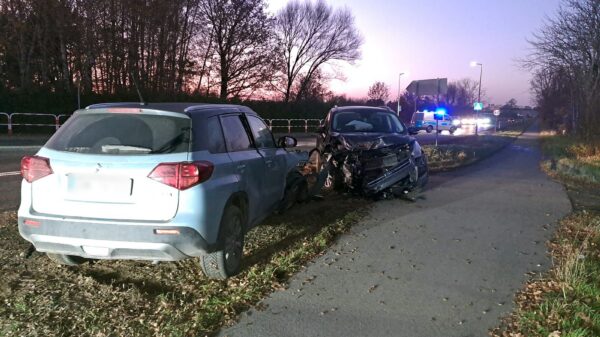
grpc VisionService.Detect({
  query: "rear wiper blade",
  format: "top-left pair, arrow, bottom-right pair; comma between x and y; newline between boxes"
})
151,128 -> 190,154
102,145 -> 152,154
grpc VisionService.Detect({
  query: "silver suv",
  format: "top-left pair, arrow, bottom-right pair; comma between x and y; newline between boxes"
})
18,103 -> 305,279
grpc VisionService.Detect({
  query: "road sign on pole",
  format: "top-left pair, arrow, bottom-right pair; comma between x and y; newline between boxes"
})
474,102 -> 483,111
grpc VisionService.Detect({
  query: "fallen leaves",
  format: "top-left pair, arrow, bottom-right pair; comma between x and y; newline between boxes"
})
0,195 -> 370,337
490,212 -> 600,337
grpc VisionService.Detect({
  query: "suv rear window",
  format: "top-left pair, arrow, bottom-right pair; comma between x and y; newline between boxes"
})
46,113 -> 191,155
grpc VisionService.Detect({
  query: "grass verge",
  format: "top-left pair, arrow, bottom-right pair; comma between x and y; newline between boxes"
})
541,136 -> 600,185
491,135 -> 600,337
0,196 -> 368,337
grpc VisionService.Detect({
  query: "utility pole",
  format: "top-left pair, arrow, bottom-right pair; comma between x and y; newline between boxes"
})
397,73 -> 404,117
471,62 -> 483,136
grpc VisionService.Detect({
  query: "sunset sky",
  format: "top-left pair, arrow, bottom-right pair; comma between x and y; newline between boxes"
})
267,0 -> 562,105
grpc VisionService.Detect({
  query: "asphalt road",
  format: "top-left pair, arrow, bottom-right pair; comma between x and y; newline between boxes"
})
219,124 -> 571,337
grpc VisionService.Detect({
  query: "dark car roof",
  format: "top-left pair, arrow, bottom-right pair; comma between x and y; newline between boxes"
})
85,102 -> 257,118
331,106 -> 396,114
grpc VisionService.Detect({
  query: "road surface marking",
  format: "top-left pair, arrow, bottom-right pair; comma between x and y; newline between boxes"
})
0,171 -> 20,177
0,145 -> 42,150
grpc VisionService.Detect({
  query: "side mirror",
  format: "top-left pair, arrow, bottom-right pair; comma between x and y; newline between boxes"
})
278,136 -> 297,148
316,125 -> 326,134
407,126 -> 419,135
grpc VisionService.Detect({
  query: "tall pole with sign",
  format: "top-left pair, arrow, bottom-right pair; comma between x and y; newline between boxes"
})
397,73 -> 404,117
434,108 -> 445,147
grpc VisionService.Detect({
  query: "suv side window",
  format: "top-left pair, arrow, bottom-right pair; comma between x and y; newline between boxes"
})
221,115 -> 252,152
206,117 -> 226,153
246,115 -> 275,148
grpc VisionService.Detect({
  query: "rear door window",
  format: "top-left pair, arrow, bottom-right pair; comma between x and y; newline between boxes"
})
192,116 -> 226,153
220,115 -> 252,152
206,117 -> 227,153
246,115 -> 275,148
46,113 -> 191,155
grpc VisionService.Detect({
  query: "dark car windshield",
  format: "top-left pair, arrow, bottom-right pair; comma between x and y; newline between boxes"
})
46,113 -> 191,155
332,110 -> 405,133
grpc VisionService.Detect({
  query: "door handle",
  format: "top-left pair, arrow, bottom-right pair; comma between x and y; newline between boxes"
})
237,164 -> 246,170
265,160 -> 274,168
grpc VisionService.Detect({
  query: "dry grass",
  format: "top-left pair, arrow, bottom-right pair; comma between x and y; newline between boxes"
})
424,119 -> 532,172
0,196 -> 368,337
424,136 -> 516,172
541,136 -> 600,185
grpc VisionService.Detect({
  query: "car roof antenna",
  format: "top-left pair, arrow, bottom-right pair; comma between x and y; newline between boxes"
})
130,71 -> 147,106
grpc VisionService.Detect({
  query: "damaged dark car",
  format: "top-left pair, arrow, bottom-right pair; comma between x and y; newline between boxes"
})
312,106 -> 428,199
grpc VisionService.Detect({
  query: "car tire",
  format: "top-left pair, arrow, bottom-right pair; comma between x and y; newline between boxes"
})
200,205 -> 244,280
426,125 -> 433,133
47,253 -> 87,266
449,126 -> 457,134
277,171 -> 308,213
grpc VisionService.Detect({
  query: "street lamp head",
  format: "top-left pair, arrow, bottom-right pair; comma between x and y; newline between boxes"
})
470,61 -> 482,67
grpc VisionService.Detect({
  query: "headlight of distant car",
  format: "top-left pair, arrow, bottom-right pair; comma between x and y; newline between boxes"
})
411,141 -> 422,158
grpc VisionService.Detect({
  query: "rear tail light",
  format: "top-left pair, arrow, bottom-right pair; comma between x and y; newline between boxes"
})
23,219 -> 41,227
148,161 -> 214,190
21,156 -> 53,183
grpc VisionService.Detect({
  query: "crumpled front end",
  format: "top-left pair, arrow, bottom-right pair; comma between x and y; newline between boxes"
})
328,134 -> 427,198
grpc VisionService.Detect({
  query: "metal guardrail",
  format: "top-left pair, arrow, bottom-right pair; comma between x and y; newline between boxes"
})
0,112 -> 9,133
0,112 -> 71,135
266,118 -> 323,133
0,113 -> 322,135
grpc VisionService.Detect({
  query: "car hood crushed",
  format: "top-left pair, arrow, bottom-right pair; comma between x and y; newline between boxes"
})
325,132 -> 426,198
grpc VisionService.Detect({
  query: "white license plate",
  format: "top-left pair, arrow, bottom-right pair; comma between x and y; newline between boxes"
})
66,174 -> 133,202
382,155 -> 398,167
82,246 -> 110,257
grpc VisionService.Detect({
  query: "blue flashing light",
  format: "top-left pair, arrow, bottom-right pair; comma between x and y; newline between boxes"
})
434,107 -> 446,121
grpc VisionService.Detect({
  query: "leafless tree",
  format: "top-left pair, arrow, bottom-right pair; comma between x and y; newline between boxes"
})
447,78 -> 485,107
0,0 -> 204,95
525,0 -> 600,138
199,0 -> 276,99
273,0 -> 362,103
292,69 -> 332,102
504,98 -> 518,108
367,81 -> 390,103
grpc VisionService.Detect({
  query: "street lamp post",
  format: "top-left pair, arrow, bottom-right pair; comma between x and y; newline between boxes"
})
397,72 -> 404,117
470,61 -> 483,136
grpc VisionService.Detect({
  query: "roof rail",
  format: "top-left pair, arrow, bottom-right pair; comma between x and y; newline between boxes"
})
183,104 -> 251,113
85,102 -> 140,109
183,105 -> 213,112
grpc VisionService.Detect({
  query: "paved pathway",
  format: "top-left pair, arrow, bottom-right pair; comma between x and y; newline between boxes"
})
220,124 -> 571,337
